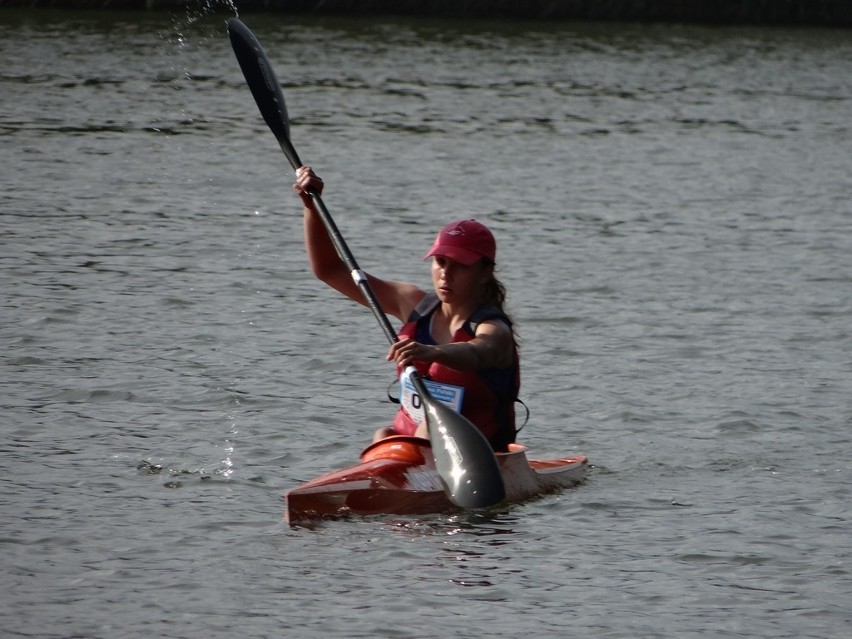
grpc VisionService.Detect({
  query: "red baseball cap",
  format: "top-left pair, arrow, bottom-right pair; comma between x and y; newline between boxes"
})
424,219 -> 496,265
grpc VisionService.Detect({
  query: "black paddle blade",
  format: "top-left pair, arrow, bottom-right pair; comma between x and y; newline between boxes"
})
227,18 -> 302,170
414,377 -> 506,508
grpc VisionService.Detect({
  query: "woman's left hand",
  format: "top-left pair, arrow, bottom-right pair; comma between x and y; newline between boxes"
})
387,338 -> 438,368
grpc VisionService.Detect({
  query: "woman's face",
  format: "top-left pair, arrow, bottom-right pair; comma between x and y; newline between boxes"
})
430,256 -> 493,305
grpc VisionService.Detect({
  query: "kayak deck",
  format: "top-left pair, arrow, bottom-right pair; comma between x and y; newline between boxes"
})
285,436 -> 588,525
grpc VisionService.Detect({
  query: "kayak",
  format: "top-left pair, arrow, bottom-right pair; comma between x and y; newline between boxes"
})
285,435 -> 588,525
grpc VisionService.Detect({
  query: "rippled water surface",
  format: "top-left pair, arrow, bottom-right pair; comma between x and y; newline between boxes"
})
2,7 -> 851,638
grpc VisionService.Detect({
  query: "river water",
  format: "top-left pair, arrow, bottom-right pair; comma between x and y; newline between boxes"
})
2,7 -> 851,638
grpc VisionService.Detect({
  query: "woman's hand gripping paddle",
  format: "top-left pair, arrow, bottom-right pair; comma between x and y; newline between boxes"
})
227,19 -> 505,509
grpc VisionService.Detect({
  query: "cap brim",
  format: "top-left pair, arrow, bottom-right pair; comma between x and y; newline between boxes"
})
423,245 -> 482,266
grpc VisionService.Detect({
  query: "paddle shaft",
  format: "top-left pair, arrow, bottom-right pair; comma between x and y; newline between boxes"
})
310,194 -> 440,398
307,191 -> 402,349
228,19 -> 398,348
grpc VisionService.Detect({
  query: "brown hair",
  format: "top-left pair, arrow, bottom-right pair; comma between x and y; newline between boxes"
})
480,259 -> 519,347
481,273 -> 508,312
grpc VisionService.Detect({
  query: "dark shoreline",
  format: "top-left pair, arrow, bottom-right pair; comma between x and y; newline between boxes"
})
2,0 -> 852,28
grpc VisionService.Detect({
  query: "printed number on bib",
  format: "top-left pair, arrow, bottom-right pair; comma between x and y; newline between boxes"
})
400,374 -> 464,424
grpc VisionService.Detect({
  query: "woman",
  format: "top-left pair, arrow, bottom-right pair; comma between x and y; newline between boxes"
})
294,166 -> 519,451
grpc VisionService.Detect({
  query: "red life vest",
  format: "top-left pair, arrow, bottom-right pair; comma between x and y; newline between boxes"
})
390,293 -> 520,451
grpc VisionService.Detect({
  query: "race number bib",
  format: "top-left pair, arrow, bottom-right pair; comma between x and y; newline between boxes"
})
400,373 -> 464,424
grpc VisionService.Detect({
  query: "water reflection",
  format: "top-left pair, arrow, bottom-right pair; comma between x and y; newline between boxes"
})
384,510 -> 519,539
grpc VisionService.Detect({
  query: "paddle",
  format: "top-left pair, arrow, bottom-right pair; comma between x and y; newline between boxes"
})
227,19 -> 505,509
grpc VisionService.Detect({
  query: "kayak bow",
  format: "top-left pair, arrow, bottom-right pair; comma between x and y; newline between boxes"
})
285,436 -> 588,525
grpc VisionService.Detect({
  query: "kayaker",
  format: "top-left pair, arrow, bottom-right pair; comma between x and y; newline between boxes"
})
294,166 -> 519,451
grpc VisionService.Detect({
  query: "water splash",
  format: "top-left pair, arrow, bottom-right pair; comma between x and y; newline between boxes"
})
156,0 -> 240,86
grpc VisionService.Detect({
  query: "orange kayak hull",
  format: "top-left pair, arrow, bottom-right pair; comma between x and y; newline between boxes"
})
285,436 -> 588,525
